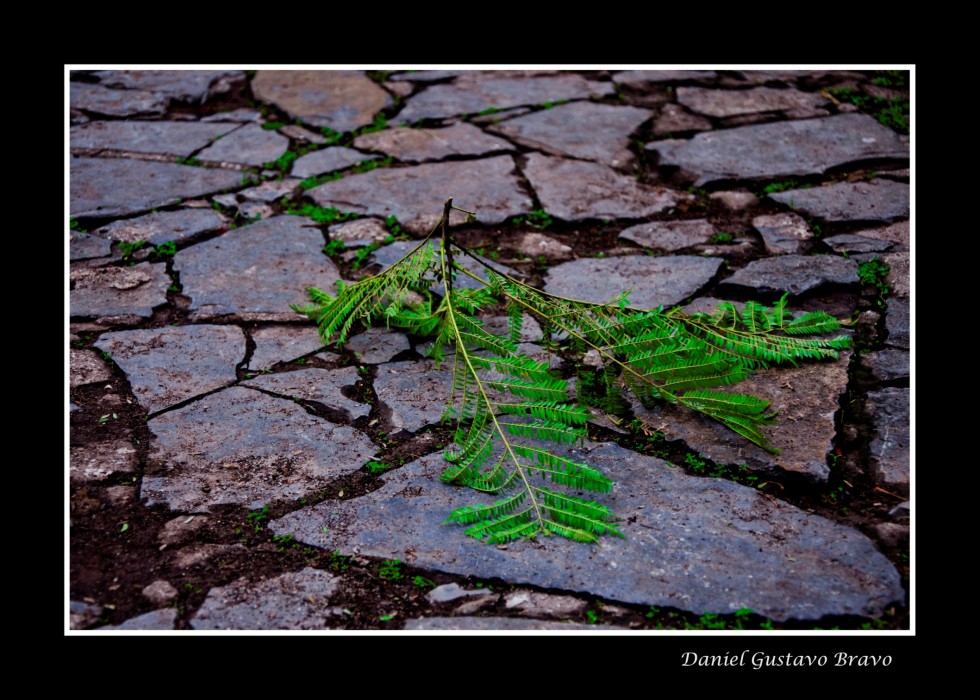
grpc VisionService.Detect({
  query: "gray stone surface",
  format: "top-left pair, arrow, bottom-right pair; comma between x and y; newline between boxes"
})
247,325 -> 329,370
252,70 -> 391,132
173,543 -> 245,569
241,180 -> 302,203
70,263 -> 170,319
426,582 -> 494,604
678,86 -> 829,118
752,212 -> 812,255
614,70 -> 716,85
94,208 -> 226,245
862,348 -> 909,382
70,232 -> 112,261
523,154 -> 687,220
292,147 -> 378,178
70,121 -> 237,157
544,255 -> 722,309
70,157 -> 242,218
397,74 -> 614,122
647,114 -> 909,187
512,232 -> 573,260
709,190 -> 759,210
196,123 -> 290,166
70,81 -> 168,117
309,156 -> 531,228
99,608 -> 177,631
374,359 -> 454,432
404,617 -> 620,631
369,240 -> 523,293
885,297 -> 910,349
390,70 -> 473,82
245,367 -> 370,419
823,234 -> 894,254
631,348 -> 852,482
354,122 -> 512,162
504,591 -> 587,618
720,255 -> 859,296
190,568 -> 339,630
70,440 -> 138,484
480,314 -> 544,343
279,124 -> 327,144
882,252 -> 910,299
854,220 -> 909,251
142,580 -> 178,605
174,215 -> 342,322
144,386 -> 376,511
203,108 -> 262,123
70,600 -> 104,630
769,179 -> 910,223
865,388 -> 910,492
271,441 -> 903,621
159,515 -> 210,546
488,102 -> 652,168
93,70 -> 242,102
328,218 -> 390,247
652,103 -> 713,136
70,348 -> 112,387
94,325 -> 244,414
345,328 -> 411,364
618,219 -> 715,252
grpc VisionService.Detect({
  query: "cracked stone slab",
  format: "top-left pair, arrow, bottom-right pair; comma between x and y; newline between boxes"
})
70,440 -> 138,484
252,70 -> 391,132
354,122 -> 512,162
247,325 -> 330,370
328,218 -> 390,248
70,157 -> 242,218
770,180 -> 910,224
173,215 -> 342,322
885,297 -> 909,349
196,123 -> 290,166
852,220 -> 909,251
190,568 -> 339,630
823,233 -> 893,254
397,74 -> 614,122
70,263 -> 170,319
647,114 -> 909,187
523,153 -> 688,220
370,240 -> 523,293
94,208 -> 227,245
93,70 -> 243,102
720,255 -> 859,296
678,86 -> 829,118
374,359 -> 454,432
619,219 -> 716,252
70,349 -> 113,387
245,367 -> 370,419
70,81 -> 168,117
202,108 -> 262,123
488,102 -> 652,168
94,325 -> 244,414
272,440 -> 902,621
239,179 -> 301,203
545,255 -> 722,309
861,348 -> 909,382
752,212 -> 813,255
144,386 -> 376,511
865,387 -> 910,492
99,608 -> 177,631
504,590 -> 587,619
70,232 -> 112,261
292,147 -> 378,179
614,70 -> 717,86
405,617 -> 616,630
652,103 -> 713,136
631,348 -> 852,482
309,155 -> 531,228
345,328 -> 411,364
70,121 -> 237,157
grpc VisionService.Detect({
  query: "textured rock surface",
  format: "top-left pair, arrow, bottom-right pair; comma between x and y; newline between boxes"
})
70,349 -> 112,388
144,386 -> 376,511
174,215 -> 342,321
354,122 -> 512,162
70,81 -> 168,117
142,580 -> 178,605
70,157 -> 241,218
70,440 -> 139,484
272,442 -> 903,621
328,218 -> 391,247
652,103 -> 713,136
511,232 -> 573,260
865,387 -> 910,492
99,608 -> 177,631
70,263 -> 171,319
614,70 -> 716,85
720,255 -> 859,296
862,348 -> 909,382
247,325 -> 328,370
70,121 -> 236,156
196,123 -> 289,166
647,114 -> 909,186
373,360 -> 454,432
404,617 -> 614,630
544,255 -> 722,309
94,208 -> 226,245
823,233 -> 894,254
291,147 -> 378,178
92,70 -> 242,102
252,70 -> 391,132
94,325 -> 244,414
245,367 -> 371,419
854,220 -> 910,251
345,328 -> 411,364
882,252 -> 910,299
190,568 -> 339,630
709,190 -> 759,210
488,101 -> 652,167
309,156 -> 531,227
752,212 -> 812,255
70,232 -> 113,261
768,180 -> 910,223
678,86 -> 829,118
426,583 -> 494,604
370,240 -> 523,292
504,590 -> 587,618
618,219 -> 716,252
885,297 -> 910,348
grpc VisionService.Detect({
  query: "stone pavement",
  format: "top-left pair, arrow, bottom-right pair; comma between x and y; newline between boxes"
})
69,68 -> 911,631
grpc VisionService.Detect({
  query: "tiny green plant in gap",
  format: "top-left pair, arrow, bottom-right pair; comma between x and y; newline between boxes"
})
857,256 -> 891,307
378,559 -> 404,581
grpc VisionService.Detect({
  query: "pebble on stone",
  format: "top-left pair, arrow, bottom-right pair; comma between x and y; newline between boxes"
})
70,232 -> 113,261
618,219 -> 716,252
720,255 -> 859,296
647,114 -> 909,187
99,608 -> 177,631
93,70 -> 243,102
291,147 -> 378,179
190,568 -> 339,630
545,255 -> 722,310
865,387 -> 910,492
328,218 -> 391,248
426,582 -> 494,604
271,441 -> 903,621
174,215 -> 342,322
94,325 -> 244,414
345,328 -> 411,364
245,367 -> 370,420
354,122 -> 512,162
70,81 -> 168,118
752,212 -> 813,255
70,157 -> 242,218
523,153 -> 688,221
504,591 -> 587,619
678,86 -> 829,118
614,70 -> 717,86
159,515 -> 210,546
768,179 -> 910,223
511,232 -> 574,261
709,190 -> 759,210
374,359 -> 454,432
70,348 -> 112,387
70,263 -> 170,319
247,325 -> 327,370
488,102 -> 652,168
142,580 -> 178,605
397,74 -> 614,123
823,233 -> 893,254
71,121 -> 238,157
309,155 -> 531,227
884,297 -> 910,349
94,208 -> 227,245
196,123 -> 289,167
652,103 -> 713,137
144,386 -> 377,511
861,348 -> 909,382
70,440 -> 138,484
252,70 -> 391,132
